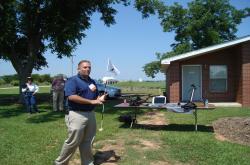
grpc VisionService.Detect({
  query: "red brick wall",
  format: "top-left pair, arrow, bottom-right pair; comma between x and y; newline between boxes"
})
241,42 -> 250,107
167,62 -> 180,103
235,47 -> 242,104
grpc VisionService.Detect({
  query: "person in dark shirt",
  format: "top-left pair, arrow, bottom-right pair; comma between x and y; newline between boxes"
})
55,60 -> 107,165
51,75 -> 65,111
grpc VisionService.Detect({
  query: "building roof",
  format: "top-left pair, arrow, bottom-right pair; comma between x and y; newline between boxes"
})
161,35 -> 250,69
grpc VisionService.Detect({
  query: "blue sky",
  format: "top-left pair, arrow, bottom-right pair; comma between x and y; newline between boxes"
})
0,0 -> 250,81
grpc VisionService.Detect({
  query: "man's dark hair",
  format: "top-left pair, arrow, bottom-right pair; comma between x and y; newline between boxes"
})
78,60 -> 91,67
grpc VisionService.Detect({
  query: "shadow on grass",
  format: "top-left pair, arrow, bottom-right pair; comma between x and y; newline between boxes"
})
94,150 -> 121,165
0,103 -> 65,124
119,123 -> 214,132
0,104 -> 26,118
0,94 -> 20,105
0,93 -> 52,105
25,110 -> 65,123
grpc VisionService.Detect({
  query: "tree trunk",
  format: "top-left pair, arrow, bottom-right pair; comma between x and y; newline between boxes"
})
18,70 -> 32,103
9,56 -> 34,103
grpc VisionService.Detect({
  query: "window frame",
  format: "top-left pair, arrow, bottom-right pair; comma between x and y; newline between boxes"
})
209,65 -> 228,93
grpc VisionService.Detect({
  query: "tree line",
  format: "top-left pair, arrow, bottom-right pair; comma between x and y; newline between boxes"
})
0,74 -> 52,86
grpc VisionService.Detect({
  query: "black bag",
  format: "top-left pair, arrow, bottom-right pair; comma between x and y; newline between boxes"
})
118,115 -> 133,123
128,96 -> 142,106
181,101 -> 197,110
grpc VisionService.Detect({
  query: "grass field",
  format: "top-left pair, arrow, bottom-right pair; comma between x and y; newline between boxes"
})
0,86 -> 50,94
115,81 -> 166,95
115,81 -> 165,88
0,87 -> 250,165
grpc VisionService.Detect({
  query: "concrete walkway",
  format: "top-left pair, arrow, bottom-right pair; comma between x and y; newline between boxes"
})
210,102 -> 242,107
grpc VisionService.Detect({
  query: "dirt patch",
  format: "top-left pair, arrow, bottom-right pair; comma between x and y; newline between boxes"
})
69,150 -> 81,165
150,161 -> 172,165
138,111 -> 168,125
69,139 -> 124,165
213,117 -> 250,146
131,139 -> 161,150
140,139 -> 161,149
68,133 -> 164,165
150,160 -> 189,165
93,138 -> 162,164
214,133 -> 227,141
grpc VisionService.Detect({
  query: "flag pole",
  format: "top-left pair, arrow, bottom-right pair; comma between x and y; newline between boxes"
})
99,104 -> 104,131
99,80 -> 107,132
99,58 -> 120,132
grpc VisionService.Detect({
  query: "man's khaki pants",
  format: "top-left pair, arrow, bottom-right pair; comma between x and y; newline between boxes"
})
55,111 -> 96,165
53,90 -> 64,111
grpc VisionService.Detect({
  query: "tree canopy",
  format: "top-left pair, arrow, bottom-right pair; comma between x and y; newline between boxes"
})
135,0 -> 250,78
1,0 -> 250,83
0,0 -> 129,93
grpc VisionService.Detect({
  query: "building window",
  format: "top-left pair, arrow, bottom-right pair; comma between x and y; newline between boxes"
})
209,65 -> 227,92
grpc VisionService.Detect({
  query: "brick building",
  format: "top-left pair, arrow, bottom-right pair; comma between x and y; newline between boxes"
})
161,36 -> 250,107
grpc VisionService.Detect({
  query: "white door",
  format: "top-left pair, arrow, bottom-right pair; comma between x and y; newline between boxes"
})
182,65 -> 202,101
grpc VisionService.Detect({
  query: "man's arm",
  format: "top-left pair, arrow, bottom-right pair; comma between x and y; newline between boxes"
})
68,95 -> 106,105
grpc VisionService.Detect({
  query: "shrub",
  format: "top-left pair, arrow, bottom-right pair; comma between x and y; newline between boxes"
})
1,74 -> 18,83
0,74 -> 53,86
10,80 -> 19,86
0,79 -> 6,86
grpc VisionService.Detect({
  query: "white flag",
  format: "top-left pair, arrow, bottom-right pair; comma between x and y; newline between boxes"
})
107,59 -> 120,75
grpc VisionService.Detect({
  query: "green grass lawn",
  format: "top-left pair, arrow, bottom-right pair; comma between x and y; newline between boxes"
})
115,81 -> 165,88
0,86 -> 50,94
0,87 -> 250,165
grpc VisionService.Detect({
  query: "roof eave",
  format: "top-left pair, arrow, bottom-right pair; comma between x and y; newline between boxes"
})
160,62 -> 170,73
161,35 -> 250,65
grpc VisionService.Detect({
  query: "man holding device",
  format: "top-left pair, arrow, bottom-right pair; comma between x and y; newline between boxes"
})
55,60 -> 107,165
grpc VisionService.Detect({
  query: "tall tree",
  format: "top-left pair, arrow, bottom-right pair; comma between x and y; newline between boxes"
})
0,0 -> 129,95
135,0 -> 250,78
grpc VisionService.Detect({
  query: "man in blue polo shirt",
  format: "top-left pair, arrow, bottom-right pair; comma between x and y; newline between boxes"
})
55,60 -> 107,165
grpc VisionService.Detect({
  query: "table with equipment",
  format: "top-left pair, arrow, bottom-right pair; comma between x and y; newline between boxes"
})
114,102 -> 215,131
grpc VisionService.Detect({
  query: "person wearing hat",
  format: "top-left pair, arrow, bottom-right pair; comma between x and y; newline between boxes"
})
22,77 -> 40,114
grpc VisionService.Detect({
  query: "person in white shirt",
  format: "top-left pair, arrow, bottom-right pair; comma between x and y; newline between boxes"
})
22,77 -> 39,114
